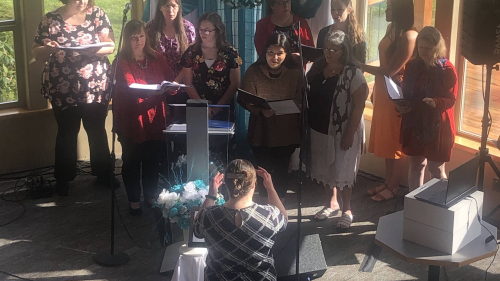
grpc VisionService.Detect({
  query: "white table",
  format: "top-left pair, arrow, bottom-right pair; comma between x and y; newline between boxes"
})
375,211 -> 498,281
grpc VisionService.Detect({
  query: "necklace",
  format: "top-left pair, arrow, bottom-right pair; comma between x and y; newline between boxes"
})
322,67 -> 339,84
134,57 -> 148,70
273,13 -> 291,26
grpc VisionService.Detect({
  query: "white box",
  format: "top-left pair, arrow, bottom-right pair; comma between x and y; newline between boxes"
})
403,179 -> 483,254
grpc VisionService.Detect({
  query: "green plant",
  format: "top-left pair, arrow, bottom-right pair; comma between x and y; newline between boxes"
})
0,32 -> 18,103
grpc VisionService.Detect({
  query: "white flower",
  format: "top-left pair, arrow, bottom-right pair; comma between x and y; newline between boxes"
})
157,189 -> 179,208
198,189 -> 208,198
184,182 -> 196,193
180,189 -> 202,203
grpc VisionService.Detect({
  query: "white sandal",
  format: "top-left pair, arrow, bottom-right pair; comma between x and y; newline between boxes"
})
336,213 -> 353,230
314,206 -> 340,221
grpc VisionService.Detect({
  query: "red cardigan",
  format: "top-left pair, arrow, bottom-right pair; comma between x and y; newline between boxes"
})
113,52 -> 175,144
254,15 -> 315,55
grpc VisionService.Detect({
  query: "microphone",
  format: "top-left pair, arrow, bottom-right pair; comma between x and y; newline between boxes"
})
123,3 -> 132,15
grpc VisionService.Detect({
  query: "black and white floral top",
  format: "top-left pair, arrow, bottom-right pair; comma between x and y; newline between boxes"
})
180,44 -> 242,105
34,6 -> 113,109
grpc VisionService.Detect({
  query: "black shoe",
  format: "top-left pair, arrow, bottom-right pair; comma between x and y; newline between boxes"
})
129,206 -> 142,216
56,181 -> 70,196
96,175 -> 120,189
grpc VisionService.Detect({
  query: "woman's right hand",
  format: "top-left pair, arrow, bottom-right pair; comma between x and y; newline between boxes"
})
256,166 -> 275,191
45,41 -> 60,49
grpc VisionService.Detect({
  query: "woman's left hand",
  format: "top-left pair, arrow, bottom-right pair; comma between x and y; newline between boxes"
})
423,97 -> 436,108
209,172 -> 224,194
340,134 -> 354,151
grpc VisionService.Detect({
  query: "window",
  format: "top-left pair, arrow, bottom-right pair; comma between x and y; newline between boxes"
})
0,0 -> 24,108
459,62 -> 500,140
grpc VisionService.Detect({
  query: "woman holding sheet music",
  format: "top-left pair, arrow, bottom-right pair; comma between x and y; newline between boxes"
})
398,27 -> 458,192
307,30 -> 368,230
113,20 -> 176,215
238,34 -> 302,201
177,12 -> 242,121
359,0 -> 417,202
32,0 -> 116,196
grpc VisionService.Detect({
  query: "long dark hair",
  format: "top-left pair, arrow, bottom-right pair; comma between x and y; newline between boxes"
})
193,12 -> 229,51
121,20 -> 158,62
387,0 -> 414,55
149,0 -> 189,55
253,33 -> 297,69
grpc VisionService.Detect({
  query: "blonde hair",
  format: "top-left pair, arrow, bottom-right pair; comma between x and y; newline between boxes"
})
224,159 -> 256,198
416,26 -> 447,66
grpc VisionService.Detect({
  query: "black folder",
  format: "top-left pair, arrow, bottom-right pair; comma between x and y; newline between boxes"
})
302,44 -> 323,62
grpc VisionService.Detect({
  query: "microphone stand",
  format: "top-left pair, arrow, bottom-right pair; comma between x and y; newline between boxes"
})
294,20 -> 309,281
94,5 -> 130,267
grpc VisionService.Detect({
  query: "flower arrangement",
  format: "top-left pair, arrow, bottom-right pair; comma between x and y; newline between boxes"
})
157,180 -> 225,230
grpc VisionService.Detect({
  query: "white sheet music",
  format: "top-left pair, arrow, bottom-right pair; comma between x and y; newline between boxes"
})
267,100 -> 300,115
129,81 -> 189,90
384,76 -> 403,100
59,42 -> 114,50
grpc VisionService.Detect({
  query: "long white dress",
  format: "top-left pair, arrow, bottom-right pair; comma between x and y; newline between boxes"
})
308,65 -> 367,190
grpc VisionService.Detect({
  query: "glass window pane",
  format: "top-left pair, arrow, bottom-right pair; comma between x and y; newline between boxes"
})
44,0 -> 62,14
0,31 -> 18,104
459,61 -> 500,139
0,0 -> 14,21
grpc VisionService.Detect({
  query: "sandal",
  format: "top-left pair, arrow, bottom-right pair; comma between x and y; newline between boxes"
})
371,188 -> 397,202
314,206 -> 340,221
366,183 -> 387,196
336,213 -> 353,230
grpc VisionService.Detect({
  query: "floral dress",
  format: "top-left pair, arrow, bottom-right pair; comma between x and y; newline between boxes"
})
34,6 -> 113,110
180,45 -> 242,104
146,19 -> 196,77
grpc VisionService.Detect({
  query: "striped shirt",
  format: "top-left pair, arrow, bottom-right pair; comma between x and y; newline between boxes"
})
194,203 -> 287,281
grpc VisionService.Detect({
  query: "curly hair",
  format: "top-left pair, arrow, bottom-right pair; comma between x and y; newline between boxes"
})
331,0 -> 365,46
224,159 -> 256,198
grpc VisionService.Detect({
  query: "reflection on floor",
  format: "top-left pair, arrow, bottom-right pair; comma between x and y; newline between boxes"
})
0,169 -> 499,281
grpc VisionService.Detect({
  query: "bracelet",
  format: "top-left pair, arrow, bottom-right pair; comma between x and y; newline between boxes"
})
205,194 -> 218,201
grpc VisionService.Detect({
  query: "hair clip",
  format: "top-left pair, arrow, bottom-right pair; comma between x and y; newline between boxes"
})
226,173 -> 245,179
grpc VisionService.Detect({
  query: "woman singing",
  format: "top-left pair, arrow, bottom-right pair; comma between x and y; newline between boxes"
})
177,12 -> 242,120
398,26 -> 458,192
32,0 -> 116,196
113,20 -> 176,215
238,33 -> 302,201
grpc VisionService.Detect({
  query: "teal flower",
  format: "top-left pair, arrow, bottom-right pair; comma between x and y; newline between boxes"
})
194,180 -> 206,190
168,207 -> 179,218
171,184 -> 184,193
178,216 -> 190,230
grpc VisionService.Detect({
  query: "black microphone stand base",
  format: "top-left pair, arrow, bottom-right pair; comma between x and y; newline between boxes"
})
94,251 -> 130,267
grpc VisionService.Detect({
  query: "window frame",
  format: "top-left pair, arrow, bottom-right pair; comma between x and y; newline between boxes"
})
0,0 -> 27,110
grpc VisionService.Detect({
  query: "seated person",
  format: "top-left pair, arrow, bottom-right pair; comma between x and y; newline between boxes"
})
194,159 -> 288,280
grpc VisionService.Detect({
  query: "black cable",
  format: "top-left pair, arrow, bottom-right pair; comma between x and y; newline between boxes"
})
468,196 -> 499,280
114,192 -> 165,250
0,269 -> 34,281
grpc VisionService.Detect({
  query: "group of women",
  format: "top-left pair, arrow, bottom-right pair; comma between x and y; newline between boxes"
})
33,0 -> 459,279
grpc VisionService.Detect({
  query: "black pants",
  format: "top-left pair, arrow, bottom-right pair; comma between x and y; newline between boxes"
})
120,139 -> 164,203
52,103 -> 112,182
251,145 -> 296,198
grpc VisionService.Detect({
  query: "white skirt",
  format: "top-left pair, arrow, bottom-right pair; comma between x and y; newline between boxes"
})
309,127 -> 362,190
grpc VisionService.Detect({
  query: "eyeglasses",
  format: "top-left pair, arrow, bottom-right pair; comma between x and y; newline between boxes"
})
275,0 -> 291,6
199,29 -> 216,35
161,4 -> 179,11
324,47 -> 342,53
